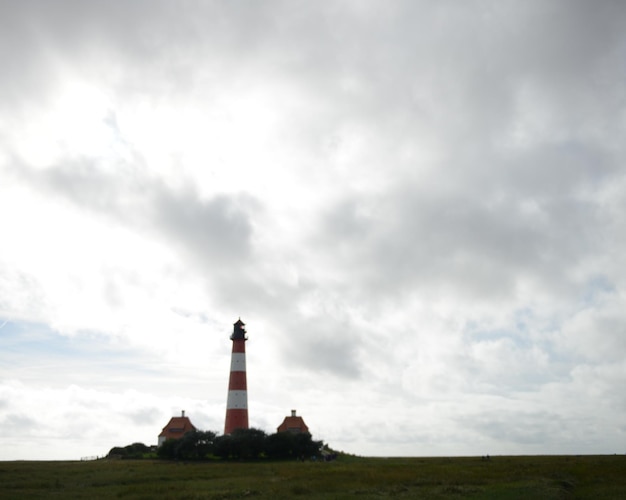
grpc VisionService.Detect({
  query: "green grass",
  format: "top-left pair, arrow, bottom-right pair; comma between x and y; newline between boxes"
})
0,455 -> 624,499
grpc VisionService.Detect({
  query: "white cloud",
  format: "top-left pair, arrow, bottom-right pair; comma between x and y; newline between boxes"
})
0,379 -> 226,460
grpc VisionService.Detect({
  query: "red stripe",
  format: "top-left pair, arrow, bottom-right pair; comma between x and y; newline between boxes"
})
227,371 -> 247,391
224,409 -> 249,434
231,340 -> 246,353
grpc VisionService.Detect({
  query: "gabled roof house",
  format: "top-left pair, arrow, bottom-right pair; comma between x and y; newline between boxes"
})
158,410 -> 197,446
277,409 -> 309,434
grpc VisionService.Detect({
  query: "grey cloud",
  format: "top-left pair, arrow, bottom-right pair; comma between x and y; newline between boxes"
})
280,315 -> 362,379
458,410 -> 569,445
126,407 -> 160,426
153,188 -> 253,265
560,303 -> 626,363
13,159 -> 255,268
277,1 -> 626,148
497,142 -> 616,198
0,413 -> 38,434
18,160 -> 130,215
0,1 -> 268,111
3,0 -> 625,163
316,176 -> 604,304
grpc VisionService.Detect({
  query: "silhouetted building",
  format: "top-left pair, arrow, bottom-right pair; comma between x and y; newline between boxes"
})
158,410 -> 196,446
277,409 -> 309,434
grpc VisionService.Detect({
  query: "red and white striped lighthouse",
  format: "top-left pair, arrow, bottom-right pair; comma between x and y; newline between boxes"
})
224,318 -> 249,434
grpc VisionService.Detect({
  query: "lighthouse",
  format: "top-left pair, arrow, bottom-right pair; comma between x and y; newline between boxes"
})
224,318 -> 249,434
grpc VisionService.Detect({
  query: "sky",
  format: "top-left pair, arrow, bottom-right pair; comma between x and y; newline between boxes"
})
1,0 -> 625,460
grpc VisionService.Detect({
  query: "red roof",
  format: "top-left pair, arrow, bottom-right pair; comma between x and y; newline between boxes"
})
277,413 -> 309,434
158,416 -> 197,440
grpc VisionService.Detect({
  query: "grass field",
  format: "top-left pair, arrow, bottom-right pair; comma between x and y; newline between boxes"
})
1,455 -> 625,499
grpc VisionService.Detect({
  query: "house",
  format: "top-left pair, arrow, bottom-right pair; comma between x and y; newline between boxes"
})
158,410 -> 197,446
277,409 -> 309,434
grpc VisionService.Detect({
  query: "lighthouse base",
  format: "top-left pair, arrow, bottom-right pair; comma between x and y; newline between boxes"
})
224,409 -> 249,434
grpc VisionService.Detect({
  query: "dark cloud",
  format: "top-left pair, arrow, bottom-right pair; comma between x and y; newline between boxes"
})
0,413 -> 38,433
12,159 -> 255,268
458,410 -> 569,445
153,187 -> 254,265
126,407 -> 160,426
279,313 -> 362,379
314,173 -> 604,305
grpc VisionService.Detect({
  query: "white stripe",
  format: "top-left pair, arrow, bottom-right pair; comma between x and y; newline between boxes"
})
227,390 -> 248,409
230,353 -> 246,372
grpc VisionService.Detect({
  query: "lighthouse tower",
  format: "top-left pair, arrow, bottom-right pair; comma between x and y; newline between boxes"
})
224,318 -> 249,434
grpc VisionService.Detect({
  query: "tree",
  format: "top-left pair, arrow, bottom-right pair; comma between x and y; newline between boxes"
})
294,432 -> 322,458
156,438 -> 178,459
214,428 -> 268,459
266,432 -> 295,459
178,430 -> 216,459
107,442 -> 151,459
233,428 -> 267,459
266,432 -> 322,460
157,430 -> 217,460
155,428 -> 324,461
213,434 -> 233,459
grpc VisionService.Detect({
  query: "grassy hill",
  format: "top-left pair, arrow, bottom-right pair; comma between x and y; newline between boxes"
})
1,454 -> 625,499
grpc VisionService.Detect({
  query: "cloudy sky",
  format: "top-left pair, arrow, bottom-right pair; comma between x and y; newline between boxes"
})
1,0 -> 626,460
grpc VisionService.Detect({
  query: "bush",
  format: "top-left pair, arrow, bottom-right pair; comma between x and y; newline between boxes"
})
157,430 -> 217,460
107,442 -> 151,459
214,428 -> 267,459
114,429 -> 324,462
266,432 -> 322,460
